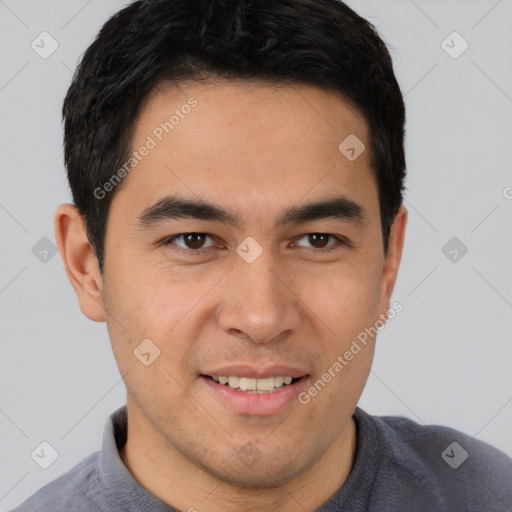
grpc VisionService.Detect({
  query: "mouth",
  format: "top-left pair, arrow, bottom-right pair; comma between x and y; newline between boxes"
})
201,374 -> 304,393
199,372 -> 310,415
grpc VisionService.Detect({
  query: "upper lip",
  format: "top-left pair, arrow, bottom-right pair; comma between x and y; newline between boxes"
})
202,364 -> 310,379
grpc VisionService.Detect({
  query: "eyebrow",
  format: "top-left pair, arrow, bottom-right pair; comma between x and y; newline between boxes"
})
136,194 -> 367,230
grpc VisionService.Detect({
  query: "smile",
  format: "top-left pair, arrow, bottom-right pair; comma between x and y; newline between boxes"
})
208,375 -> 298,392
200,374 -> 310,415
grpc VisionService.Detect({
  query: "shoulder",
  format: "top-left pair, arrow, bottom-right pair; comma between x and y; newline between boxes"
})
9,452 -> 102,512
359,408 -> 512,511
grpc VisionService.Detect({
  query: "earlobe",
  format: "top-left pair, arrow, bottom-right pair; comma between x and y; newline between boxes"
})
377,205 -> 408,320
54,204 -> 106,322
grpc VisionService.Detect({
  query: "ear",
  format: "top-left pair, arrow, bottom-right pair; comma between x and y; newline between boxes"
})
54,204 -> 106,322
377,205 -> 407,321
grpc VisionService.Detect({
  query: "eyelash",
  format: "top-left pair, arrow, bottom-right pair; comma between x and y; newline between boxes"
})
162,232 -> 347,256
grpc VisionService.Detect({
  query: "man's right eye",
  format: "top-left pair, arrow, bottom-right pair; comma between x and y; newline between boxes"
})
163,233 -> 217,253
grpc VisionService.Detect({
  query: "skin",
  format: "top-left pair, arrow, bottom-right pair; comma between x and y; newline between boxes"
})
55,80 -> 407,512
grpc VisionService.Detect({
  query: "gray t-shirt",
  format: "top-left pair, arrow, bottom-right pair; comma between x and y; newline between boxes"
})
10,405 -> 512,511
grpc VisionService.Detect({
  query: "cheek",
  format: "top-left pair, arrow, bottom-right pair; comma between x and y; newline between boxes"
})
106,270 -> 215,377
301,263 -> 382,335
106,259 -> 193,333
102,281 -> 193,404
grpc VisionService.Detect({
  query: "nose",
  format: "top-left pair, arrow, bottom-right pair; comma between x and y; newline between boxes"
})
216,251 -> 303,345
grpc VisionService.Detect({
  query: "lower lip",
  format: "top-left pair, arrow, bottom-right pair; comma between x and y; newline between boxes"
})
200,375 -> 309,415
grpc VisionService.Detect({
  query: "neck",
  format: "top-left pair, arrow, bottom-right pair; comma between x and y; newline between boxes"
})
119,403 -> 357,512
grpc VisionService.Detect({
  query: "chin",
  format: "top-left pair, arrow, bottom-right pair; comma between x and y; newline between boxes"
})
202,452 -> 306,490
212,468 -> 299,490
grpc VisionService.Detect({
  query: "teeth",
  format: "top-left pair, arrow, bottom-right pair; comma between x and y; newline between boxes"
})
211,375 -> 296,391
256,377 -> 276,391
239,377 -> 257,391
228,376 -> 240,388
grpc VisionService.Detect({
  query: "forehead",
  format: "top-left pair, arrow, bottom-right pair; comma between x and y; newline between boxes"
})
112,79 -> 377,225
138,79 -> 368,153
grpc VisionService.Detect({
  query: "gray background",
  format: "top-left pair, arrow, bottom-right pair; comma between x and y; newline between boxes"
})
1,0 -> 511,509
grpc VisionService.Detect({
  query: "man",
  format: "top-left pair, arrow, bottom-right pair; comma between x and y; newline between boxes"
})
11,0 -> 512,511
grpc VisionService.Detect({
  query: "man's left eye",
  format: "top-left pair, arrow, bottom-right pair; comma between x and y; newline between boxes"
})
293,233 -> 343,251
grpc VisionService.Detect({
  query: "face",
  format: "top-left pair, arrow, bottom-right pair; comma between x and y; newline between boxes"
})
71,81 -> 405,489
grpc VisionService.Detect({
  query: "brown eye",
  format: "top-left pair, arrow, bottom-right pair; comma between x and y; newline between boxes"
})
166,233 -> 215,251
307,233 -> 330,248
294,233 -> 341,250
183,233 -> 207,249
